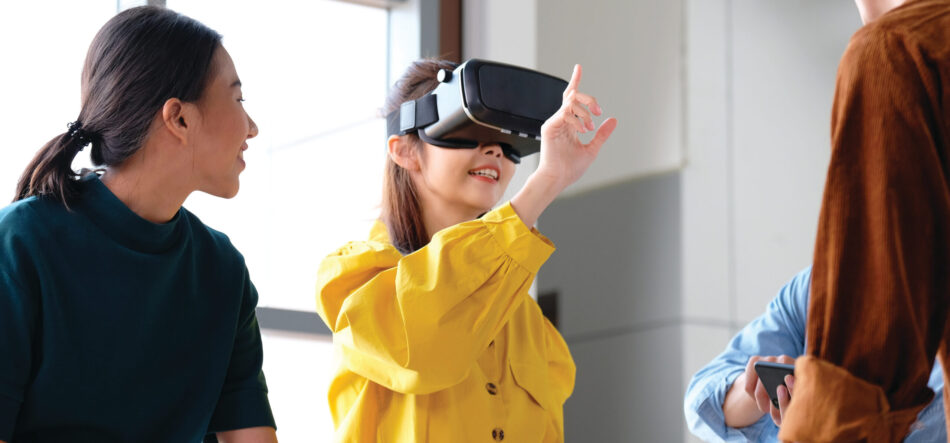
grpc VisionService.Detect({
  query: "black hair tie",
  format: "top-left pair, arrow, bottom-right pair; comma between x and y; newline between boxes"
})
66,120 -> 93,151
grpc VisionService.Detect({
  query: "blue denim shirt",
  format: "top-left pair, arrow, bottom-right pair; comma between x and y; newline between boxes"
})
684,267 -> 946,442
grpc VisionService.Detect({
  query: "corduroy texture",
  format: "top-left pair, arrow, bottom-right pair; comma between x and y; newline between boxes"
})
779,1 -> 950,441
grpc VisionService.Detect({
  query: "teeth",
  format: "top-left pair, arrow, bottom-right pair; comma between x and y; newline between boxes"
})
469,169 -> 499,180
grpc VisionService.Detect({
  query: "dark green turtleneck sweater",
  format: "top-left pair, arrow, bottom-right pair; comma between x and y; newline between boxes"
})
0,175 -> 274,442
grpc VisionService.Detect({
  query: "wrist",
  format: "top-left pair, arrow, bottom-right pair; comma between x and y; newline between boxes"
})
723,373 -> 764,428
530,168 -> 567,191
510,175 -> 558,228
527,170 -> 568,199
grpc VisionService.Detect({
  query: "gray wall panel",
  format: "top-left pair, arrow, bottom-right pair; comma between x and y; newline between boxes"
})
539,172 -> 682,339
564,325 -> 685,442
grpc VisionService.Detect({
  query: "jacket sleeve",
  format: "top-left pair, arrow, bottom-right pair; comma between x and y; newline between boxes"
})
315,202 -> 555,394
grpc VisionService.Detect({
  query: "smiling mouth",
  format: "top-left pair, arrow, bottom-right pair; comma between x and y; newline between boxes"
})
468,168 -> 499,181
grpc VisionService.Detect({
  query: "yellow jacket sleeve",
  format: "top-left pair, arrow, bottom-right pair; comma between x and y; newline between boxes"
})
316,202 -> 555,395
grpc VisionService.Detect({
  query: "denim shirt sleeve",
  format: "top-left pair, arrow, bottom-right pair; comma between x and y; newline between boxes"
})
684,267 -> 811,442
905,363 -> 946,442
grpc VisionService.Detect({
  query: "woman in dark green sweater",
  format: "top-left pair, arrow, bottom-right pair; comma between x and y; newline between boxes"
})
0,6 -> 276,443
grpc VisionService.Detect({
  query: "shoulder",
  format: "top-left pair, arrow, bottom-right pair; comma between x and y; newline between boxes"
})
0,196 -> 71,248
0,197 -> 68,286
323,239 -> 402,268
776,266 -> 812,314
317,239 -> 402,285
178,207 -> 246,268
0,196 -> 65,230
847,1 -> 950,64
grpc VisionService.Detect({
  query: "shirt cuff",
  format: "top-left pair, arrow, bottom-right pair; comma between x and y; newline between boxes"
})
207,388 -> 276,433
482,202 -> 555,273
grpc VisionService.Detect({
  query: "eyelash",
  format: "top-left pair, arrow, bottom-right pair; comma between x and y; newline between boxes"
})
238,98 -> 246,103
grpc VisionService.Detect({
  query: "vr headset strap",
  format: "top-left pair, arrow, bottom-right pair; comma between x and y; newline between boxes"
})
386,94 -> 439,137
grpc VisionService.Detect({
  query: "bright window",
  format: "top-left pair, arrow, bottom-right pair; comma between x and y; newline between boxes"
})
164,1 -> 390,438
0,1 -> 116,203
166,0 -> 389,313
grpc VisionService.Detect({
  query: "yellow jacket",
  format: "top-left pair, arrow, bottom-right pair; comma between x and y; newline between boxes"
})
315,202 -> 576,442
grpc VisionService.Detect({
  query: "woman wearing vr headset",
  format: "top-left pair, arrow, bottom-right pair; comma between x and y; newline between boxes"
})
315,59 -> 617,441
0,6 -> 275,442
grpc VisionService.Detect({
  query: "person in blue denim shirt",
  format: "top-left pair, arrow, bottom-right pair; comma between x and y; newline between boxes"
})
684,266 -> 945,442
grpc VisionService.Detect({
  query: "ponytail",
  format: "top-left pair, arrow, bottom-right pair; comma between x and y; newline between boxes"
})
14,121 -> 98,205
381,139 -> 428,254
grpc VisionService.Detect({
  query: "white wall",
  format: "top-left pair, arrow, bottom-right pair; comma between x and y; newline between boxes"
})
463,0 -> 537,68
681,1 -> 861,441
537,0 -> 685,195
681,0 -> 861,333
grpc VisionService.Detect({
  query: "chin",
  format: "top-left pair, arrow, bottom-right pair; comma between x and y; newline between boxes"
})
203,182 -> 241,199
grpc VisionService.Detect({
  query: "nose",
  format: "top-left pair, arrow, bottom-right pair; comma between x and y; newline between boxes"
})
480,143 -> 502,158
247,112 -> 259,139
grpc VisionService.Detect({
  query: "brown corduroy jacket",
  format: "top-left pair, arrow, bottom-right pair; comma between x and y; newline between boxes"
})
779,1 -> 950,442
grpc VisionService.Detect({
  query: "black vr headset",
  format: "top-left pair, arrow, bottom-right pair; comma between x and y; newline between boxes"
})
386,59 -> 569,164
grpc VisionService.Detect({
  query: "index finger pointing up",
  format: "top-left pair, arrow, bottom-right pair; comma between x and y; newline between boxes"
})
565,64 -> 582,95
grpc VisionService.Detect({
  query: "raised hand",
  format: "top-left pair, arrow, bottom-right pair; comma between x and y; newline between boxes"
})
510,64 -> 617,228
535,64 -> 618,189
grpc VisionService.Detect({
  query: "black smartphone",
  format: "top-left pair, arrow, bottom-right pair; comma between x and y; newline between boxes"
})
753,361 -> 795,408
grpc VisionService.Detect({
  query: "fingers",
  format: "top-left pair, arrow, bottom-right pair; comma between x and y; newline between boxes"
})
561,90 -> 594,133
574,91 -> 603,116
785,374 -> 795,396
585,118 -> 617,153
773,384 -> 791,426
744,356 -> 762,397
558,64 -> 606,134
564,64 -> 582,95
563,65 -> 601,116
560,106 -> 589,134
570,104 -> 595,131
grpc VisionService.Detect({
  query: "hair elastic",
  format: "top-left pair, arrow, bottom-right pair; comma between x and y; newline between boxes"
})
66,120 -> 92,151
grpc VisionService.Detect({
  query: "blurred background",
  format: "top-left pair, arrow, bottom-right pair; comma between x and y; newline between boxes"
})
0,0 -> 863,440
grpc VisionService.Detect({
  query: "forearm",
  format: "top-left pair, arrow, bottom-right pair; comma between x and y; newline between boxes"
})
722,373 -> 765,428
509,172 -> 564,228
217,426 -> 277,443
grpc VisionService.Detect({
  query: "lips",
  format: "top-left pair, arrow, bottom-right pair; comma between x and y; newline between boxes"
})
468,166 -> 500,182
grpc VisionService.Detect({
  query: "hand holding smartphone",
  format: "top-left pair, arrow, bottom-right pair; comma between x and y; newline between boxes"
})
741,355 -> 795,426
753,361 -> 795,409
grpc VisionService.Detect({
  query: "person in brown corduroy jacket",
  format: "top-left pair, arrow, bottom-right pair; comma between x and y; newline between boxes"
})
776,0 -> 950,442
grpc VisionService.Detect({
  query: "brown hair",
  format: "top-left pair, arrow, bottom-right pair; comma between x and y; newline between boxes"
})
381,59 -> 458,254
14,6 -> 221,205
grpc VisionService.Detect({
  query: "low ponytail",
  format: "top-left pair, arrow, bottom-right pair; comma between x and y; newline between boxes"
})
13,122 -> 98,204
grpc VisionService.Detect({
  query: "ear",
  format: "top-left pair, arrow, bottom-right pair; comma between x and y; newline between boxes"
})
160,98 -> 198,145
387,135 -> 421,172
